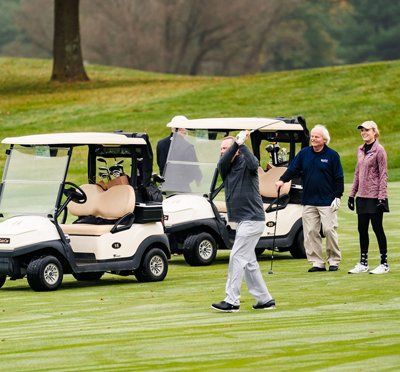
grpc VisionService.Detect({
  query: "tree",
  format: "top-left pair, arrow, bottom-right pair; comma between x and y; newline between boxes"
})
51,0 -> 89,82
336,0 -> 400,64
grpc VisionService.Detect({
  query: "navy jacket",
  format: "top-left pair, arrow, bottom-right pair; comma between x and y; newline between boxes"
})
156,134 -> 172,176
280,145 -> 344,206
218,142 -> 265,223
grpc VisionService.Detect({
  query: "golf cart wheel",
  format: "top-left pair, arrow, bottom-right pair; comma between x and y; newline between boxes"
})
289,230 -> 306,259
72,272 -> 104,281
27,256 -> 63,292
255,248 -> 265,256
135,248 -> 168,282
183,233 -> 217,266
0,274 -> 6,289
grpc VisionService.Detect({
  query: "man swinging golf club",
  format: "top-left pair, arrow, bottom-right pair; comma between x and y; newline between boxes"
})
211,131 -> 275,312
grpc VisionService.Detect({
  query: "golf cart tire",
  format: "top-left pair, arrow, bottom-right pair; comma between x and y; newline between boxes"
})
0,274 -> 6,289
255,248 -> 265,256
27,255 -> 64,292
183,233 -> 217,266
72,272 -> 104,281
289,230 -> 306,259
135,248 -> 168,282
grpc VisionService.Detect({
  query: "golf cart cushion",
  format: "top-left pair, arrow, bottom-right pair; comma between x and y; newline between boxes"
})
61,223 -> 117,236
258,167 -> 291,198
68,184 -> 135,219
213,201 -> 227,213
60,184 -> 135,236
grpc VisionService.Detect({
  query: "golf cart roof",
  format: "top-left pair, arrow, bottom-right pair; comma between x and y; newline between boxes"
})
166,116 -> 304,132
1,132 -> 147,146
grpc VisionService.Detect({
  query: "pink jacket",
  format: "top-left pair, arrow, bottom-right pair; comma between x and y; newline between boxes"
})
349,140 -> 388,200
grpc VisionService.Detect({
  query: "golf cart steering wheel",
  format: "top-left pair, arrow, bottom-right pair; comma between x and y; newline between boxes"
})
63,182 -> 87,204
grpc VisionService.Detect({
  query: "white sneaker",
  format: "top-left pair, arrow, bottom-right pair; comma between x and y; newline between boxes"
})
370,264 -> 389,274
348,263 -> 369,274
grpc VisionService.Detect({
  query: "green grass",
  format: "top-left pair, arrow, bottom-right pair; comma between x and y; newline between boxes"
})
1,58 -> 400,371
0,182 -> 399,372
1,57 -> 400,181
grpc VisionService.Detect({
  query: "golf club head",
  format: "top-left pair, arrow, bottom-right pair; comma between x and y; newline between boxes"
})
98,172 -> 108,179
111,170 -> 121,177
268,270 -> 273,274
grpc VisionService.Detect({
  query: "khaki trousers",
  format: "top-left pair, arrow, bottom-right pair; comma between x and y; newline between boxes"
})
302,205 -> 341,268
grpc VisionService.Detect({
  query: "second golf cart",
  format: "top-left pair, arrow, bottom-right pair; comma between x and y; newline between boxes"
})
161,115 -> 309,266
0,131 -> 169,291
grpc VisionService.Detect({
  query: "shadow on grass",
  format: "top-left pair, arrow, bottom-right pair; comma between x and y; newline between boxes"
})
0,275 -> 149,292
168,251 -> 299,267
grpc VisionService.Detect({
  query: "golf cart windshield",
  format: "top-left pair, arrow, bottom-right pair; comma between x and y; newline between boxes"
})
0,146 -> 69,220
161,130 -> 225,194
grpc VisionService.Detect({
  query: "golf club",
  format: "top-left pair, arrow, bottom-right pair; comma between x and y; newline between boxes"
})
97,158 -> 111,180
237,119 -> 283,142
110,170 -> 122,178
98,166 -> 111,180
98,171 -> 109,179
269,187 -> 280,274
248,119 -> 283,134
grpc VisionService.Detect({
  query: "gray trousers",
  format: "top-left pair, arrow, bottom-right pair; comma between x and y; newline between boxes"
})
302,205 -> 341,268
224,221 -> 273,306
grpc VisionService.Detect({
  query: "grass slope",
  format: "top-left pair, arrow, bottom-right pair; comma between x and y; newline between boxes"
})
0,182 -> 399,372
1,57 -> 400,181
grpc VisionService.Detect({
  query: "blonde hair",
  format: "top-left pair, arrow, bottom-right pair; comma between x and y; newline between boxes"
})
222,136 -> 237,145
373,128 -> 380,139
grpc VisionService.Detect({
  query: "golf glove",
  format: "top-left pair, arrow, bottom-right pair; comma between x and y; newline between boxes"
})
236,131 -> 247,144
330,197 -> 340,212
348,196 -> 355,211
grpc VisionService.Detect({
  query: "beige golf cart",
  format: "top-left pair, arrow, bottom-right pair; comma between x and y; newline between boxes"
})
0,131 -> 169,291
161,115 -> 309,266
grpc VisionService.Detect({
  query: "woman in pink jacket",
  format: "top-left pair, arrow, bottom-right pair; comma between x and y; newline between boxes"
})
348,121 -> 389,274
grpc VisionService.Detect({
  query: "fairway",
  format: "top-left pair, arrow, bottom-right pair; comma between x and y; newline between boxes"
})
1,182 -> 399,372
1,57 -> 400,371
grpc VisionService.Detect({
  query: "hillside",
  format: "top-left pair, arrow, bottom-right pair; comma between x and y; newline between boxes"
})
1,57 -> 399,182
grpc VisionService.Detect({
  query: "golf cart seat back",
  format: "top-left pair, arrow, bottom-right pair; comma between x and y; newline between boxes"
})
61,184 -> 135,236
258,167 -> 292,213
258,167 -> 291,198
213,167 -> 291,214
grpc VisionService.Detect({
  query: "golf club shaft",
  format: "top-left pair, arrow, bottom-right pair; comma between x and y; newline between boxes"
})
248,119 -> 283,134
270,188 -> 280,273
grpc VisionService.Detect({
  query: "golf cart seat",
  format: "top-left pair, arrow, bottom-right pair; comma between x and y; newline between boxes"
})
258,167 -> 291,212
60,184 -> 135,236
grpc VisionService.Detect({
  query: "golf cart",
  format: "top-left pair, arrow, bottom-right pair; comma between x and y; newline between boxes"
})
0,131 -> 169,291
161,115 -> 309,266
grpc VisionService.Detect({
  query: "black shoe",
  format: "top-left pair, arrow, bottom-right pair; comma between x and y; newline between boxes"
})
211,301 -> 240,313
308,267 -> 326,272
253,299 -> 276,310
329,266 -> 339,271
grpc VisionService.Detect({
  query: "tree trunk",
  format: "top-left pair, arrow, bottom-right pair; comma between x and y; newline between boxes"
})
51,0 -> 89,82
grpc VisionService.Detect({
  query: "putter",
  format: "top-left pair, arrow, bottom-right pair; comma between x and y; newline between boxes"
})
269,188 -> 280,274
